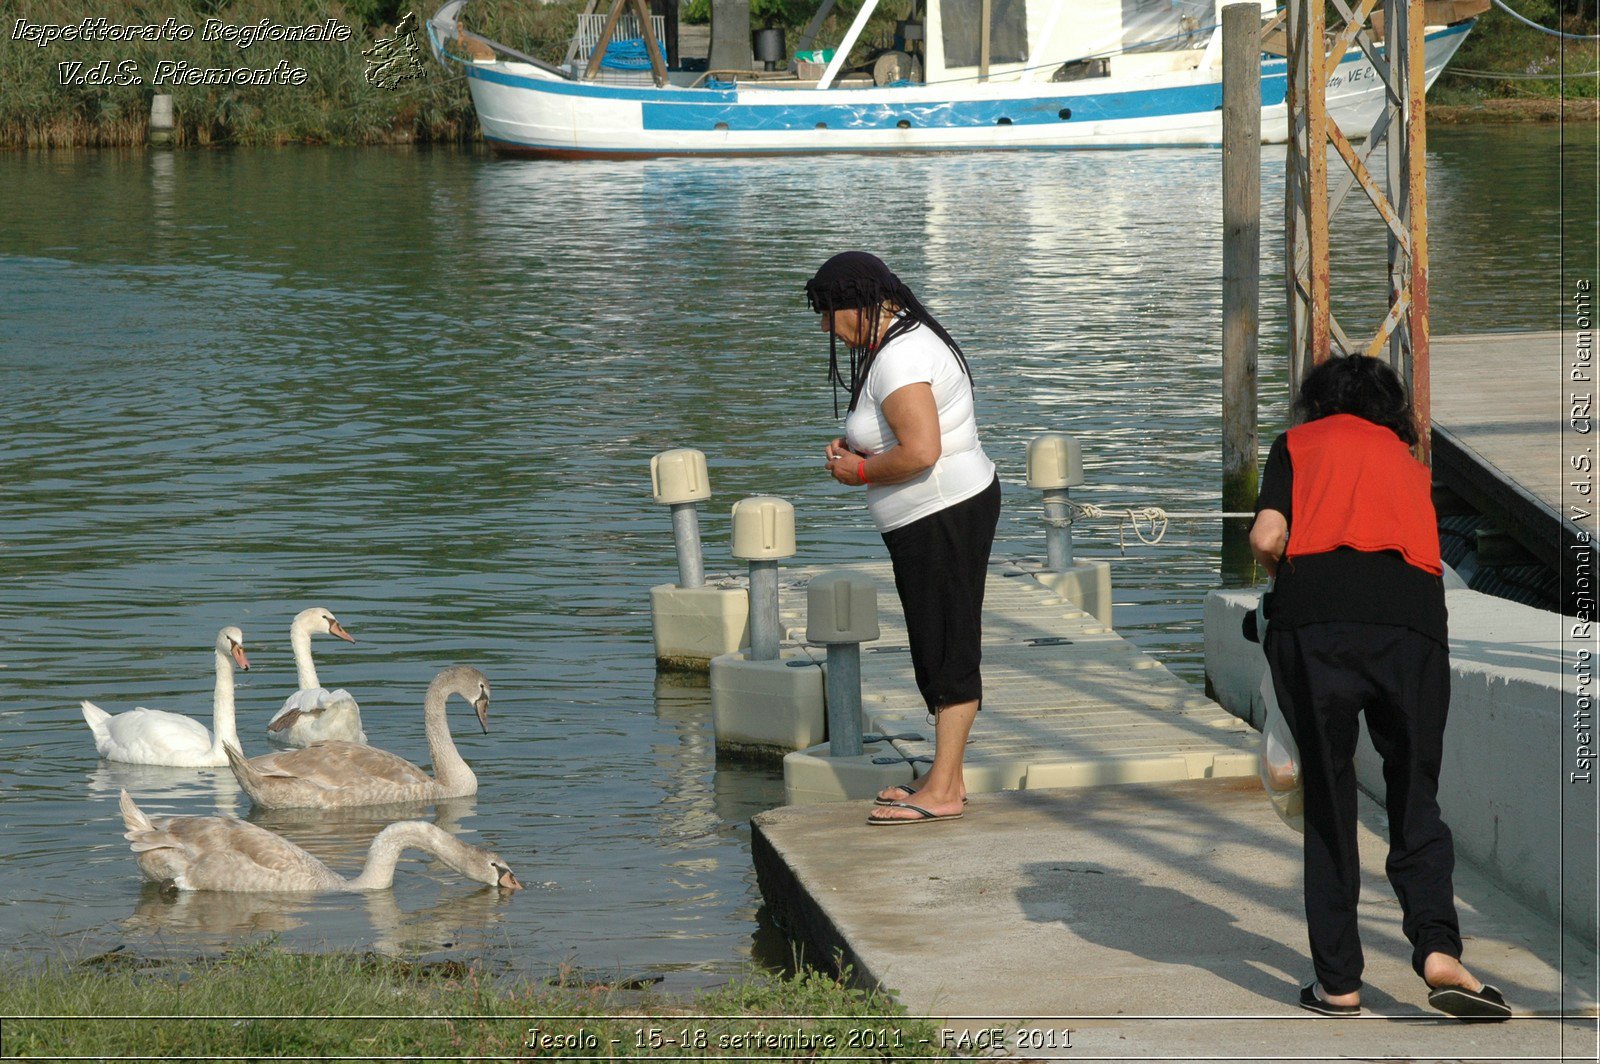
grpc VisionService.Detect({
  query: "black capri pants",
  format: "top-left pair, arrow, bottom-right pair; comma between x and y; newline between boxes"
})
880,476 -> 1001,714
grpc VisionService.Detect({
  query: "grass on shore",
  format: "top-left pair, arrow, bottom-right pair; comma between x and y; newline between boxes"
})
0,944 -> 950,1059
1431,3 -> 1598,117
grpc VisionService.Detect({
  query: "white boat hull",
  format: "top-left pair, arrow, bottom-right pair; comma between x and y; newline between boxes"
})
432,14 -> 1472,158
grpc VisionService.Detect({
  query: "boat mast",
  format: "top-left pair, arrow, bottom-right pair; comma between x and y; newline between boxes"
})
817,0 -> 881,88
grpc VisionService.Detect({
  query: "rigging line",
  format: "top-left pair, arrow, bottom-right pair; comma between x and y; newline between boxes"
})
1490,0 -> 1600,39
1448,66 -> 1600,78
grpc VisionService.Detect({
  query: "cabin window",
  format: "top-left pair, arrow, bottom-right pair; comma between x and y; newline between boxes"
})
940,0 -> 1028,69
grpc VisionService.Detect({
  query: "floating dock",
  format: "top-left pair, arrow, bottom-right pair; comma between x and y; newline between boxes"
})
776,559 -> 1256,795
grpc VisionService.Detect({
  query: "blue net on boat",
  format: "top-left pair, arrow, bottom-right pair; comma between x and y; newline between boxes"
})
600,38 -> 660,70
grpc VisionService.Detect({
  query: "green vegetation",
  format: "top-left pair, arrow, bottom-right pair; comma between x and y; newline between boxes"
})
0,945 -> 950,1059
1431,0 -> 1597,117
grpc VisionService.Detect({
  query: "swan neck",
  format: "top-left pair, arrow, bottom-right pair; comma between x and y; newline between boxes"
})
423,683 -> 475,792
290,622 -> 318,690
210,647 -> 240,753
348,822 -> 472,890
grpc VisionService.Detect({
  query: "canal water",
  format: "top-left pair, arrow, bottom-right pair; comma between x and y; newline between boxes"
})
0,125 -> 1585,989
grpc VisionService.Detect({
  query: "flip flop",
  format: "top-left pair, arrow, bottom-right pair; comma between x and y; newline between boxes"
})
1298,982 -> 1361,1018
1427,983 -> 1511,1022
872,785 -> 970,807
866,802 -> 963,826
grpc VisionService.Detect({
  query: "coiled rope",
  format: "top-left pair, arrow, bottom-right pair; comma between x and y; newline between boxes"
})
1045,504 -> 1255,551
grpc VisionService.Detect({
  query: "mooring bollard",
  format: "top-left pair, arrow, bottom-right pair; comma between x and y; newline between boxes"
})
148,94 -> 175,147
651,448 -> 711,589
731,496 -> 795,661
806,572 -> 879,758
1028,433 -> 1084,572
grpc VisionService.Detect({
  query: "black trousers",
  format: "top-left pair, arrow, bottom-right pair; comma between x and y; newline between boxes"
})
881,476 -> 1001,713
1264,622 -> 1462,994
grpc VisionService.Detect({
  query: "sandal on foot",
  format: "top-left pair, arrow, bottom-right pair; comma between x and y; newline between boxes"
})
866,802 -> 963,826
1427,983 -> 1511,1022
872,785 -> 969,807
1298,983 -> 1361,1018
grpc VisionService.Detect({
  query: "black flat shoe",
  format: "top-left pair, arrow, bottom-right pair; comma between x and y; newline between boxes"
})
1299,982 -> 1361,1017
1427,983 -> 1511,1022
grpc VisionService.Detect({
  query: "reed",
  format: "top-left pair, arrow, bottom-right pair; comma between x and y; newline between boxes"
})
0,0 -> 488,148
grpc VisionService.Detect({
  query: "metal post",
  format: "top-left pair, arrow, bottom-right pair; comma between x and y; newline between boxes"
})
1042,488 -> 1074,570
747,559 -> 779,660
825,643 -> 863,757
670,503 -> 704,588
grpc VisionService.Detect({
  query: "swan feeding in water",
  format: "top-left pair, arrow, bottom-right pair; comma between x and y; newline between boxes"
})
228,665 -> 488,810
266,607 -> 364,747
81,627 -> 250,768
118,790 -> 521,893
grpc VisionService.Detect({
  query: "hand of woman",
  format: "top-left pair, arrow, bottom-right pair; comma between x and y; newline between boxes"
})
827,452 -> 867,486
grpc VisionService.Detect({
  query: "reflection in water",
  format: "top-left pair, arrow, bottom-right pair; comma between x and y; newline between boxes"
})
0,129 -> 1579,986
126,884 -> 309,940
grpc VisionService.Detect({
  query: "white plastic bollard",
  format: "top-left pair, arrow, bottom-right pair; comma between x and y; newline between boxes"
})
651,448 -> 712,588
731,496 -> 796,661
806,572 -> 880,758
1027,434 -> 1085,572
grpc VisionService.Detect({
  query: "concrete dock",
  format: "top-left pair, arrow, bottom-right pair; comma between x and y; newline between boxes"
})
1432,330 -> 1594,614
754,779 -> 1596,1059
778,559 -> 1257,794
750,554 -> 1597,1055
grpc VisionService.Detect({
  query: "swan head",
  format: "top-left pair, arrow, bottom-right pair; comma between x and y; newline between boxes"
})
294,607 -> 355,644
431,665 -> 491,734
216,627 -> 250,671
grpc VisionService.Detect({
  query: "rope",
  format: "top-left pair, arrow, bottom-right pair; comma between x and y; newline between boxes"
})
1045,503 -> 1256,551
1490,0 -> 1600,39
1449,65 -> 1600,78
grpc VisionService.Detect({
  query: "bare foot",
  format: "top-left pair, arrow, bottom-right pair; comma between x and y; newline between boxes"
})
1310,982 -> 1360,1007
1423,952 -> 1483,993
868,782 -> 964,821
874,780 -> 967,803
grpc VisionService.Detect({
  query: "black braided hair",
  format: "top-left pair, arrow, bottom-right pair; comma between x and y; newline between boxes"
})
803,251 -> 972,417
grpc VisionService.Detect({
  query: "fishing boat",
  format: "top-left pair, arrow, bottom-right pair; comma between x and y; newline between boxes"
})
426,0 -> 1481,158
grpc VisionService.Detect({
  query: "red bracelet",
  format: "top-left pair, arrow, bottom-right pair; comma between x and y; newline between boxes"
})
857,459 -> 869,484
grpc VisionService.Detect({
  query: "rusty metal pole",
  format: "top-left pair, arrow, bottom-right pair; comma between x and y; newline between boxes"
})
1404,0 -> 1432,462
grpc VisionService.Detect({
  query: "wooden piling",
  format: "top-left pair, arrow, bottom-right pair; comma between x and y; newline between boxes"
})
147,94 -> 174,147
1220,3 -> 1261,575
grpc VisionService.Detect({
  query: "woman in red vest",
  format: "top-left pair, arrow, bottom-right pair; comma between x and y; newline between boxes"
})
1250,355 -> 1511,1021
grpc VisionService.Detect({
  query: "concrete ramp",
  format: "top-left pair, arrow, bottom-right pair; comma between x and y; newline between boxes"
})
753,778 -> 1597,1060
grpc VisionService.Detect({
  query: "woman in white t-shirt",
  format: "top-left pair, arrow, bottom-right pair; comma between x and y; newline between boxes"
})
804,252 -> 1000,826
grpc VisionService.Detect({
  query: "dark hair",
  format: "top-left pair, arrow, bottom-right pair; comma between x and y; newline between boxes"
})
1294,355 -> 1419,446
804,251 -> 970,417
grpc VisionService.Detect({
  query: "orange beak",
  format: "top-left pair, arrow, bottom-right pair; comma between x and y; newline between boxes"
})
499,869 -> 523,891
231,644 -> 251,671
329,620 -> 355,643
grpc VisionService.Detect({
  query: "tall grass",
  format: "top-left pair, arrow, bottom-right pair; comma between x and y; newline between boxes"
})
0,946 -> 951,1059
0,0 -> 497,147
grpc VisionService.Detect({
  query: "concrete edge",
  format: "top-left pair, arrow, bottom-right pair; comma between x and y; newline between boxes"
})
750,812 -> 886,992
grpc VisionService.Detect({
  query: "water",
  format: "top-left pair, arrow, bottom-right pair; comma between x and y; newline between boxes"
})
0,125 -> 1585,988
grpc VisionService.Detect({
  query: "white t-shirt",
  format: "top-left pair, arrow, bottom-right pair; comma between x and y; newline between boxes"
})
843,323 -> 996,533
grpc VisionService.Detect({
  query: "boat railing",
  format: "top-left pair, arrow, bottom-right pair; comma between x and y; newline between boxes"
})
565,13 -> 668,68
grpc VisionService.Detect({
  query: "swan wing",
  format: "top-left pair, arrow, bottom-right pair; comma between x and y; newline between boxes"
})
97,707 -> 216,765
146,816 -> 334,891
246,742 -> 431,790
267,687 -> 329,733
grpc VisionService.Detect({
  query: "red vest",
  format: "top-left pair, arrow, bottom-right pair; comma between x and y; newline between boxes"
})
1284,413 -> 1442,575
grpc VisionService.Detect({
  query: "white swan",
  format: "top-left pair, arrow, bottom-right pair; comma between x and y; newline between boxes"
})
227,666 -> 488,810
81,628 -> 251,768
118,791 -> 521,893
265,607 -> 363,747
